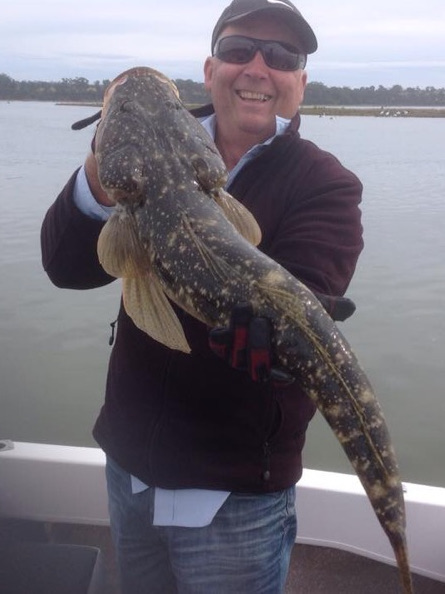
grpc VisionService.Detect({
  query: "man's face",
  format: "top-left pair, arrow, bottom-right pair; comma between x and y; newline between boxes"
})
204,13 -> 307,142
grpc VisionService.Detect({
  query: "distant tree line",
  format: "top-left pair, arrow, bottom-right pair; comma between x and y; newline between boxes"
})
303,82 -> 445,107
1,73 -> 445,106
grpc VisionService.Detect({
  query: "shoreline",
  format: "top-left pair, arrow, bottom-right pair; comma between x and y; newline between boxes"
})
6,100 -> 444,118
299,106 -> 445,118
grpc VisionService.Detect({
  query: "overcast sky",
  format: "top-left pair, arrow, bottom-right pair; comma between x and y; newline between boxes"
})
1,0 -> 444,88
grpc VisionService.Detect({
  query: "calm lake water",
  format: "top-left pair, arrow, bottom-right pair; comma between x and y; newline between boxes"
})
1,101 -> 444,488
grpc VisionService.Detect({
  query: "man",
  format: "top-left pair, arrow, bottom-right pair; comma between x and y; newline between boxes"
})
41,0 -> 364,592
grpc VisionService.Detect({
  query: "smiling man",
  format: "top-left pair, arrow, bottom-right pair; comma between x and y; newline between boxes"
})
41,1 -> 364,593
204,0 -> 314,169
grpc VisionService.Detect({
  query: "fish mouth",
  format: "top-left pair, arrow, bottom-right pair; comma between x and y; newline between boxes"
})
236,90 -> 272,102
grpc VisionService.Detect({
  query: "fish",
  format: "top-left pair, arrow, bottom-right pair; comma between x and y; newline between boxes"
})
94,66 -> 413,594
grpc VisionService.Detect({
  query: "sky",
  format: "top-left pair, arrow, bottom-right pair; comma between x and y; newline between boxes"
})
1,0 -> 444,89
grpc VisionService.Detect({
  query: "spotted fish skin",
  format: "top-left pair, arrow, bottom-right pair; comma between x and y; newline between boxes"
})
95,67 -> 413,593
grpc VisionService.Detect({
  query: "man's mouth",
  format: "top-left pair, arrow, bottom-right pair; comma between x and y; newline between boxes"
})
236,90 -> 272,102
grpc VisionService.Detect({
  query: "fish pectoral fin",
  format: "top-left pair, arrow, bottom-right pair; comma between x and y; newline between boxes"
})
123,275 -> 191,353
212,189 -> 262,246
97,209 -> 147,278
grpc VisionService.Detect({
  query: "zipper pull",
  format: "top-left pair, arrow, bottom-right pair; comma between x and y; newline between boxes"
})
262,442 -> 271,482
109,319 -> 118,346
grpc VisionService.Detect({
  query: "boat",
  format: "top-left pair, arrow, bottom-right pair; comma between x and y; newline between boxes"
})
1,440 -> 444,593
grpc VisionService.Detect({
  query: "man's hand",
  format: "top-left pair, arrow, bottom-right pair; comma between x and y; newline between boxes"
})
208,294 -> 356,384
208,303 -> 293,385
84,151 -> 114,207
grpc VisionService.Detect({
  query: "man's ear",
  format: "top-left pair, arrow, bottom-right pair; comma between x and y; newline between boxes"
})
297,70 -> 308,106
203,56 -> 215,93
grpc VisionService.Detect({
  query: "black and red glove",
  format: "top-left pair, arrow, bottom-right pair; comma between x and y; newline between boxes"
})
208,303 -> 293,385
208,293 -> 356,384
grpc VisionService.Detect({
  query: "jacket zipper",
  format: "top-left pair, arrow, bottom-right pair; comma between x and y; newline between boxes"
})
262,441 -> 272,482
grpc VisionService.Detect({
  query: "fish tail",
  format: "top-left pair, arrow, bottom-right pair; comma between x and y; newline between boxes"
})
393,533 -> 413,593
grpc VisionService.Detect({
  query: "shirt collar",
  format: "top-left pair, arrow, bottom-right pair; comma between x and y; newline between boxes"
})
199,114 -> 290,143
199,114 -> 290,188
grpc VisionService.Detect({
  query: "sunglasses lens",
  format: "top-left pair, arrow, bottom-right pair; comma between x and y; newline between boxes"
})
263,43 -> 302,71
214,36 -> 305,71
215,37 -> 256,65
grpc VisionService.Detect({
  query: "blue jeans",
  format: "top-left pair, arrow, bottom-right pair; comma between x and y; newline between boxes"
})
105,457 -> 297,594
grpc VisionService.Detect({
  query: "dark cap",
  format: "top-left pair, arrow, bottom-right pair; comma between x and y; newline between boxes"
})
211,0 -> 318,55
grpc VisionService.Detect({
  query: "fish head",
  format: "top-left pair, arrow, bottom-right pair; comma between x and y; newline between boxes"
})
100,67 -> 180,121
96,66 -> 229,210
95,67 -> 182,205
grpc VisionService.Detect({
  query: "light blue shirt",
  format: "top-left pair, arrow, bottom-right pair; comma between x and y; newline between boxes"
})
73,114 -> 290,218
73,113 -> 291,527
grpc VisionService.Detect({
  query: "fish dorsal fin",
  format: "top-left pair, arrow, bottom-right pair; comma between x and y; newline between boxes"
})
97,208 -> 147,278
123,275 -> 191,353
212,189 -> 262,246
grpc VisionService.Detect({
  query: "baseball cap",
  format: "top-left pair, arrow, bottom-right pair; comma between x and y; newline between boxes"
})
211,0 -> 318,54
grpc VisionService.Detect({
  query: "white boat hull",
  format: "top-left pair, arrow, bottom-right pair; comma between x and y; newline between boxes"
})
1,441 -> 444,582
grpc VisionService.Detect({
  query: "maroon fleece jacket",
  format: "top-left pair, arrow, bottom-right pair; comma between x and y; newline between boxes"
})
41,109 -> 363,493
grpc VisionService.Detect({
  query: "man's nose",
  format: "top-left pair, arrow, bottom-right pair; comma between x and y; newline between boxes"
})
243,49 -> 270,75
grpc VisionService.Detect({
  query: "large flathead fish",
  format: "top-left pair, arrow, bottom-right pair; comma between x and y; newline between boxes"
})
94,67 -> 413,593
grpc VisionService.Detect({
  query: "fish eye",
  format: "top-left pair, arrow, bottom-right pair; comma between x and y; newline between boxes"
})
191,156 -> 211,184
164,99 -> 181,111
119,99 -> 133,113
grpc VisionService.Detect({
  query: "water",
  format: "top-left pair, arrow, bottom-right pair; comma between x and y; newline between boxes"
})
1,101 -> 444,488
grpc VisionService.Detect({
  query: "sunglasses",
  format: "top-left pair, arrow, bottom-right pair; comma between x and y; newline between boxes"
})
213,35 -> 306,72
